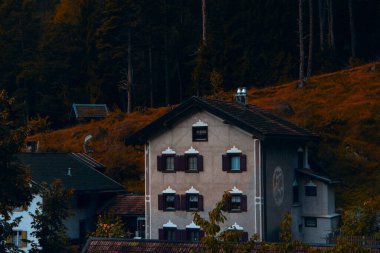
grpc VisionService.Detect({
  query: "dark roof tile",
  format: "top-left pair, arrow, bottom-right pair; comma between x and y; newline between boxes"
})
16,153 -> 124,192
125,97 -> 317,145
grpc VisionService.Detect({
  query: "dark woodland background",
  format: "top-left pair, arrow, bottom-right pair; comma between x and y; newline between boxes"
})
0,0 -> 379,126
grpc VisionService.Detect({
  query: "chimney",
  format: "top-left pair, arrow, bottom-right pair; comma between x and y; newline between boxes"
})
235,87 -> 247,105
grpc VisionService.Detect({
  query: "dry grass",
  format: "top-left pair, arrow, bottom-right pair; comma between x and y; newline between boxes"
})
28,62 -> 380,205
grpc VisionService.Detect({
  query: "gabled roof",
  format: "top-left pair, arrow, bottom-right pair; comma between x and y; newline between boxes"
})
296,168 -> 339,185
100,194 -> 145,215
16,153 -> 124,192
125,96 -> 318,144
72,103 -> 108,120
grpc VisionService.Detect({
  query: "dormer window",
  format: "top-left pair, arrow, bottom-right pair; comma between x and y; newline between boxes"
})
192,120 -> 208,142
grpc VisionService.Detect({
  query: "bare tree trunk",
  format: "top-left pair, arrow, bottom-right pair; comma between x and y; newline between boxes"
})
164,0 -> 170,105
298,0 -> 305,88
149,47 -> 154,107
176,59 -> 183,102
306,0 -> 313,79
349,0 -> 356,58
327,0 -> 335,50
127,28 -> 132,114
202,0 -> 207,45
318,0 -> 325,51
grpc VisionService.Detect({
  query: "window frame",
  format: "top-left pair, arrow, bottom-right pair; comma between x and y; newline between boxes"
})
164,194 -> 176,211
305,185 -> 317,196
158,193 -> 180,212
304,217 -> 317,227
186,228 -> 200,242
181,193 -> 204,212
164,228 -> 177,241
222,153 -> 247,173
12,230 -> 27,248
192,126 -> 208,142
157,154 -> 178,173
226,194 -> 247,213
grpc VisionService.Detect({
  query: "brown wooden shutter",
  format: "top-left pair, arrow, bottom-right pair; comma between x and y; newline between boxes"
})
198,195 -> 204,211
175,155 -> 183,171
222,154 -> 229,171
175,195 -> 181,210
157,156 -> 163,171
240,154 -> 247,171
175,229 -> 183,241
158,194 -> 164,210
21,231 -> 27,248
180,195 -> 187,211
197,155 -> 203,171
159,229 -> 164,240
242,231 -> 249,241
199,230 -> 205,239
241,195 -> 247,212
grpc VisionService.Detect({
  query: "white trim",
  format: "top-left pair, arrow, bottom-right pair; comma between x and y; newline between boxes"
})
305,180 -> 317,187
192,120 -> 208,127
163,220 -> 177,228
227,222 -> 244,231
186,221 -> 200,229
229,186 -> 243,194
162,147 -> 176,155
227,146 -> 242,154
186,186 -> 200,194
184,147 -> 199,154
162,186 -> 176,194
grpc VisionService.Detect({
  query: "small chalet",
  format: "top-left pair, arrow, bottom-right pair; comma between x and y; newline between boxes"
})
71,103 -> 109,122
10,152 -> 124,251
99,194 -> 145,239
125,92 -> 340,244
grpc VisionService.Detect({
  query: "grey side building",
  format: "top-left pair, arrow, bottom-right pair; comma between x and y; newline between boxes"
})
125,95 -> 339,243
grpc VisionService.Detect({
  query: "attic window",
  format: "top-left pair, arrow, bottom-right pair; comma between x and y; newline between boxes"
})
192,120 -> 208,142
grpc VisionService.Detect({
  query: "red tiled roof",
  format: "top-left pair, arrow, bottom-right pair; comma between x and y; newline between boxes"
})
103,195 -> 145,215
82,238 -> 380,253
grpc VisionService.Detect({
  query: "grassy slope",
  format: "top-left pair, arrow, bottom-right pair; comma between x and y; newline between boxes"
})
29,62 -> 380,206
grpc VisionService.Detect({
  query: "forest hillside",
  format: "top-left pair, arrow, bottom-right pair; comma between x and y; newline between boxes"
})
28,62 -> 380,207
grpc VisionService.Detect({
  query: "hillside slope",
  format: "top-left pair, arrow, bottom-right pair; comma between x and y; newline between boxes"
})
29,62 -> 380,206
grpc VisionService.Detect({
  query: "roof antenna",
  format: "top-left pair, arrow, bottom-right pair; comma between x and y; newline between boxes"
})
235,87 -> 247,105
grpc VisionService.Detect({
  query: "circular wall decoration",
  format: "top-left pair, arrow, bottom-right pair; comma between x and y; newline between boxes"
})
272,166 -> 284,206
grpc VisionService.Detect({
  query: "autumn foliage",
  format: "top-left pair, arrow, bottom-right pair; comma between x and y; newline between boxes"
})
28,62 -> 380,206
